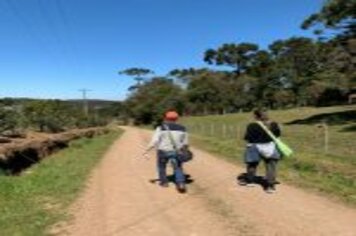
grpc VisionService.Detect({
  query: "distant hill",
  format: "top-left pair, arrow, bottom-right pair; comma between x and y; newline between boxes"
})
66,99 -> 118,109
0,98 -> 119,109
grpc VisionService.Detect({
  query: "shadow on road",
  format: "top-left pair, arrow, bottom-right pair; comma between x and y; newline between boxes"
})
237,173 -> 280,190
149,174 -> 194,185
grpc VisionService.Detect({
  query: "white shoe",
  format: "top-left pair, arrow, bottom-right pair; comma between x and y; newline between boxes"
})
265,187 -> 275,194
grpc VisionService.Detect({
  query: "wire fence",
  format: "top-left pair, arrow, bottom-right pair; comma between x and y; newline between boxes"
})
185,122 -> 356,158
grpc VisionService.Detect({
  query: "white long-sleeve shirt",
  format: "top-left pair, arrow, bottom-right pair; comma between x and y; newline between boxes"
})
148,123 -> 188,152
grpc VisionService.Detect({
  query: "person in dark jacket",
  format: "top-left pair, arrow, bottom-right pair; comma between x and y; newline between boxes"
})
240,109 -> 281,193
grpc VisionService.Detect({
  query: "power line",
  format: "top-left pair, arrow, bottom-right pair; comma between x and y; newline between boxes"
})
4,0 -> 75,74
4,0 -> 44,47
78,89 -> 91,116
37,0 -> 63,51
53,0 -> 80,72
37,0 -> 77,72
54,0 -> 70,30
3,0 -> 59,67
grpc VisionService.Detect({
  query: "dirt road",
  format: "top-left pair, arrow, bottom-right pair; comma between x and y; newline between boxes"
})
62,127 -> 356,236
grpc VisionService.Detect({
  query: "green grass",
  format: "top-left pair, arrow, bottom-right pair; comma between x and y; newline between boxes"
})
182,105 -> 356,205
0,129 -> 123,236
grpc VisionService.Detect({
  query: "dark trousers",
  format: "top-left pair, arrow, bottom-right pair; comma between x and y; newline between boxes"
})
246,158 -> 278,186
157,151 -> 185,184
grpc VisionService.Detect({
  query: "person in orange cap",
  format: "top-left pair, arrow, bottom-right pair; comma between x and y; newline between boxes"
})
144,111 -> 189,193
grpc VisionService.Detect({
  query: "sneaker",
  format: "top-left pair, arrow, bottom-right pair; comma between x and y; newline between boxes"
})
238,180 -> 254,187
176,183 -> 187,193
159,182 -> 169,188
238,180 -> 248,186
265,187 -> 274,194
265,186 -> 276,194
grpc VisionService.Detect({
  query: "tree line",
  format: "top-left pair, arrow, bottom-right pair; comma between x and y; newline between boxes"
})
121,0 -> 355,125
0,98 -> 120,136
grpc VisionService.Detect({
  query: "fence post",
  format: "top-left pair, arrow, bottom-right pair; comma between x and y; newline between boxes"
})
236,125 -> 240,141
229,125 -> 233,138
324,123 -> 329,154
317,123 -> 329,154
222,124 -> 226,139
210,123 -> 214,137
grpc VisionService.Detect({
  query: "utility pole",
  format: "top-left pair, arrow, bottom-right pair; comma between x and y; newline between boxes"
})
79,89 -> 91,116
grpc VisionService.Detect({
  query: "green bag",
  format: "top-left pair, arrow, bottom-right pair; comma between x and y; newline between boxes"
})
256,121 -> 293,157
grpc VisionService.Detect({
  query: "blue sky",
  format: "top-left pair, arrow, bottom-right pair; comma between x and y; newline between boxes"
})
0,0 -> 324,101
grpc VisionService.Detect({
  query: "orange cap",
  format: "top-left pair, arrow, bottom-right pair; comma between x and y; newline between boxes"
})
165,111 -> 179,121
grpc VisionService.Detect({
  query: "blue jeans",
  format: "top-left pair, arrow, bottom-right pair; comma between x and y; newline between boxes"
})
157,150 -> 185,184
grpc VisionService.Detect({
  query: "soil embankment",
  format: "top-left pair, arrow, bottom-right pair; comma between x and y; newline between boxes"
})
0,127 -> 110,174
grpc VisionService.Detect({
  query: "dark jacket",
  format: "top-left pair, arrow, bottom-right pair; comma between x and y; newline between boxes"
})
244,121 -> 281,144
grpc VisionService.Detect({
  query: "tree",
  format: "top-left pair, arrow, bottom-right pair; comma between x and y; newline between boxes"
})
0,106 -> 21,134
169,68 -> 212,83
125,77 -> 184,124
119,68 -> 154,91
268,37 -> 321,106
301,0 -> 356,38
204,43 -> 259,76
247,50 -> 279,107
302,0 -> 356,88
170,68 -> 235,114
186,73 -> 230,115
22,100 -> 79,132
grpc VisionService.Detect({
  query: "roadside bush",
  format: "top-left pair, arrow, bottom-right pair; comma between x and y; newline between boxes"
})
0,106 -> 23,136
22,100 -> 112,133
22,100 -> 78,132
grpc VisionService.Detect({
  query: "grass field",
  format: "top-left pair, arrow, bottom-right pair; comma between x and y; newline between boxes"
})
181,105 -> 356,205
0,129 -> 122,236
